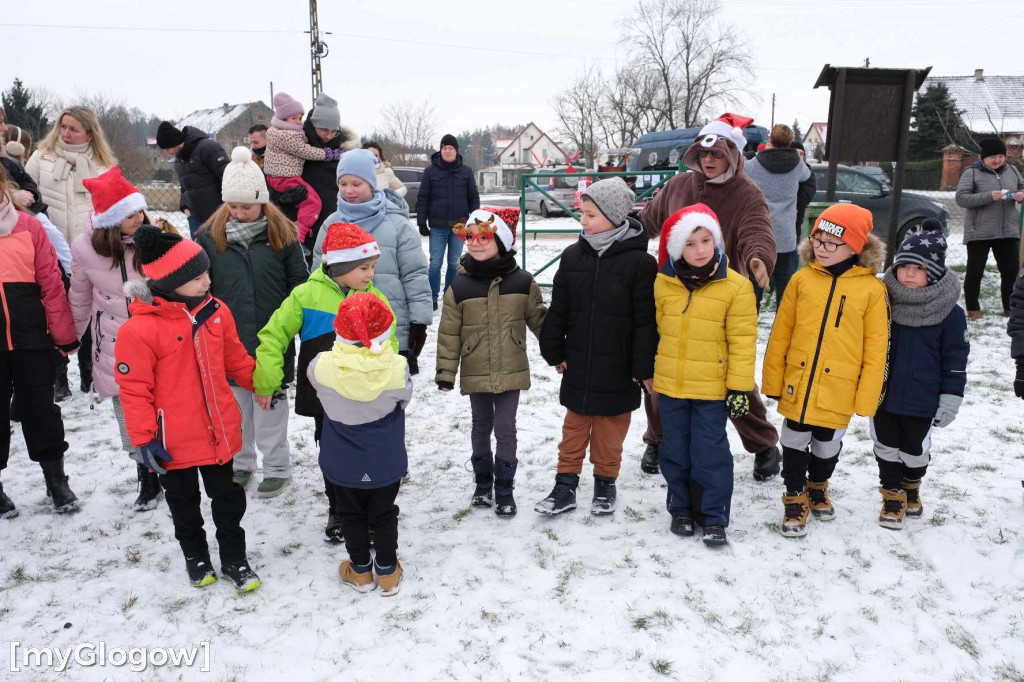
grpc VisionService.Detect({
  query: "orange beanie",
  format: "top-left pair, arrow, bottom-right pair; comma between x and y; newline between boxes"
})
812,203 -> 873,254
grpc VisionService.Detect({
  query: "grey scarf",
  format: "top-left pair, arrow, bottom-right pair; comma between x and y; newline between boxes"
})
884,268 -> 961,326
582,220 -> 639,257
225,216 -> 268,249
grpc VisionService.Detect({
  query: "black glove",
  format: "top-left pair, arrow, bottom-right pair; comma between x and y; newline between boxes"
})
418,223 -> 430,237
407,323 -> 428,358
277,185 -> 309,206
269,390 -> 287,410
1016,362 -> 1024,399
725,391 -> 750,419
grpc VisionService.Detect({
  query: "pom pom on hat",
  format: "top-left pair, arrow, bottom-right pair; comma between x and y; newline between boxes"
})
333,292 -> 395,354
892,217 -> 948,284
222,146 -> 269,204
659,203 -> 723,267
82,167 -> 148,229
698,113 -> 754,152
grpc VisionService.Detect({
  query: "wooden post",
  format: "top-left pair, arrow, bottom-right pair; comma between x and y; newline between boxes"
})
825,69 -> 846,202
887,69 -> 917,267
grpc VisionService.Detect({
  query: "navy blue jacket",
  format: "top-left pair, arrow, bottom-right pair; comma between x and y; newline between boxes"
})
416,151 -> 480,229
881,308 -> 969,418
319,405 -> 408,489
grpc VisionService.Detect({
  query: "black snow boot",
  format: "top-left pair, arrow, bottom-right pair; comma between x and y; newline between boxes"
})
78,356 -> 93,394
494,459 -> 517,517
470,454 -> 494,508
40,459 -> 79,513
53,368 -> 72,403
185,555 -> 217,587
0,480 -> 17,519
133,463 -> 162,511
534,473 -> 579,516
221,559 -> 262,592
702,525 -> 728,547
640,443 -> 660,474
324,513 -> 344,543
670,516 -> 695,537
591,475 -> 617,516
752,445 -> 781,481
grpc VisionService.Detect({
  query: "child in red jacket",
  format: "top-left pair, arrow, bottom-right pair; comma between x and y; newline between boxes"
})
114,225 -> 261,591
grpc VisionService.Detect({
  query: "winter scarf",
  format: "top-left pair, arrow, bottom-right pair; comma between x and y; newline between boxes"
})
0,197 -> 18,236
150,287 -> 209,311
673,248 -> 722,291
883,268 -> 961,327
461,250 -> 518,279
334,190 -> 388,232
270,116 -> 304,132
53,139 -> 100,191
313,340 -> 407,402
582,220 -> 638,257
224,216 -> 268,249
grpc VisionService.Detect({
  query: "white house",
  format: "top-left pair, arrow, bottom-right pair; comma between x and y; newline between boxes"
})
922,69 -> 1024,157
802,122 -> 827,160
479,123 -> 569,190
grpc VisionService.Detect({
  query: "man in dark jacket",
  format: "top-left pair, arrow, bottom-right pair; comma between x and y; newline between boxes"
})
791,141 -> 816,244
417,134 -> 480,308
157,122 -> 228,238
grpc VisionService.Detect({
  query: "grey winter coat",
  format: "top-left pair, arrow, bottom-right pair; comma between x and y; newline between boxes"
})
746,148 -> 812,254
955,161 -> 1024,244
311,190 -> 432,350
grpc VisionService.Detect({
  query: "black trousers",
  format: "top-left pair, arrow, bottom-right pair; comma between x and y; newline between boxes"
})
871,409 -> 931,489
780,419 -> 844,493
159,462 -> 247,565
964,238 -> 1020,312
0,350 -> 67,470
313,413 -> 341,515
336,481 -> 401,567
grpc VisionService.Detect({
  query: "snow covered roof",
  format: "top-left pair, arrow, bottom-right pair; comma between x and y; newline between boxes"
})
922,72 -> 1024,134
495,138 -> 513,149
176,103 -> 262,136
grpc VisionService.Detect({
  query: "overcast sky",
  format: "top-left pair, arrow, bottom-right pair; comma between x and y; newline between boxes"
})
4,0 -> 1023,146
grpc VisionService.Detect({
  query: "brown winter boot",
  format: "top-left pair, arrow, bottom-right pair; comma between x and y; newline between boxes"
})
878,487 -> 907,530
806,480 -> 835,521
338,560 -> 376,593
902,479 -> 923,518
781,490 -> 810,538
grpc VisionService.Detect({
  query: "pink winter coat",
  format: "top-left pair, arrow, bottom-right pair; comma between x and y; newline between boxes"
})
68,222 -> 145,397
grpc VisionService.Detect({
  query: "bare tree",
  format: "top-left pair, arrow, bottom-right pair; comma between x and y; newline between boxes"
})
623,0 -> 753,129
602,67 -> 668,150
377,99 -> 438,166
551,65 -> 605,168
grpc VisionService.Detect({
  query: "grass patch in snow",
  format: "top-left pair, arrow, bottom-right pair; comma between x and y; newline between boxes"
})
650,658 -> 674,676
946,624 -> 981,660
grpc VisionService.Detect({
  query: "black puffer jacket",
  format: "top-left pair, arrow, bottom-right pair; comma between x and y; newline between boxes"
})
1,156 -> 46,213
174,127 -> 229,223
540,220 -> 659,416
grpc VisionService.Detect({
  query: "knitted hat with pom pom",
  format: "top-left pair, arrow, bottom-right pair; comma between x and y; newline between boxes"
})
133,225 -> 209,293
222,147 -> 269,204
333,291 -> 395,354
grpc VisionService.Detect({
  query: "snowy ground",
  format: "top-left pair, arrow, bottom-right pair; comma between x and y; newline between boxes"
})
2,220 -> 1023,681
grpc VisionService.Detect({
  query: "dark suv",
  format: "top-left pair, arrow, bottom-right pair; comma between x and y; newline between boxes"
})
810,164 -> 949,243
392,167 -> 424,215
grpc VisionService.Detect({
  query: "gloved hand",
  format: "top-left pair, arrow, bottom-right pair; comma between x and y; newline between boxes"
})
277,185 -> 309,206
324,148 -> 344,162
1016,362 -> 1024,400
269,390 -> 287,410
725,390 -> 750,419
136,440 -> 174,475
932,393 -> 963,428
418,223 -> 430,237
408,323 -> 428,357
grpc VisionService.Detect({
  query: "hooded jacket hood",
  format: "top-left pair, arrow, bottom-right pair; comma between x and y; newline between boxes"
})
753,147 -> 802,174
682,135 -> 745,185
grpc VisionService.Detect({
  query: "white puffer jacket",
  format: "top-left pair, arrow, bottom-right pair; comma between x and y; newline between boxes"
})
26,146 -> 108,242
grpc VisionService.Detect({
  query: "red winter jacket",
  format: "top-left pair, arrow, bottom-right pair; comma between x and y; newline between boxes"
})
0,210 -> 77,352
114,281 -> 256,470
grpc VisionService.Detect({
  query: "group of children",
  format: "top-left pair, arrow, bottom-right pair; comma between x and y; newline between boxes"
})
0,143 -> 985,594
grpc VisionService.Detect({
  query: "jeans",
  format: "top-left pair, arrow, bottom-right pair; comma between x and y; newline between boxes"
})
428,226 -> 464,302
469,391 -> 521,465
755,250 -> 799,309
186,215 -> 202,240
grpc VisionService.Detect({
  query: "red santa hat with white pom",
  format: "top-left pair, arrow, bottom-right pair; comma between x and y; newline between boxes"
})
697,113 -> 754,152
658,203 -> 724,268
333,292 -> 395,354
82,167 -> 148,229
322,222 -> 381,267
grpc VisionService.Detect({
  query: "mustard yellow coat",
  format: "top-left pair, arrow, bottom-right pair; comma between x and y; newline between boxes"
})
762,235 -> 890,430
653,253 -> 757,400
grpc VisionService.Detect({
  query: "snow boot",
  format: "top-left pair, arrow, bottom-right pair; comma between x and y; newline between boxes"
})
40,459 -> 79,513
257,477 -> 291,498
324,513 -> 344,543
591,475 -> 617,516
670,516 -> 695,537
640,443 -> 660,474
781,490 -> 810,537
232,471 -> 253,490
470,454 -> 494,508
702,525 -> 728,547
902,479 -> 923,518
132,463 -> 162,512
339,560 -> 375,592
753,445 -> 781,481
221,559 -> 261,592
494,459 -> 517,517
375,560 -> 403,597
878,487 -> 907,530
806,480 -> 835,520
534,473 -> 579,516
185,555 -> 217,587
0,480 -> 17,519
53,368 -> 71,403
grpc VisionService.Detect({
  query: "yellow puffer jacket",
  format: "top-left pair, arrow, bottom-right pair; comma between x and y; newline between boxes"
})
653,252 -> 757,400
762,234 -> 890,430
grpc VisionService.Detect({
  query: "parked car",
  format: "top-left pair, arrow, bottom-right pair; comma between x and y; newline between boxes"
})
810,164 -> 949,244
523,166 -> 584,217
626,124 -> 769,172
392,166 -> 424,215
854,164 -> 891,188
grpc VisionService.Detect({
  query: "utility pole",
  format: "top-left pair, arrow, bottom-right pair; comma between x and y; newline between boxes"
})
269,81 -> 274,106
308,0 -> 330,104
864,58 -> 870,68
771,93 -> 776,128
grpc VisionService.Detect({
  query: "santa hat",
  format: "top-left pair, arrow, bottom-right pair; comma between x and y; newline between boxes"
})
322,222 -> 381,272
456,208 -> 518,254
333,292 -> 394,354
82,168 -> 148,229
659,203 -> 724,267
698,113 -> 754,152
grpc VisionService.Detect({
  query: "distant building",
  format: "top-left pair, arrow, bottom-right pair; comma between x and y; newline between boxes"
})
175,101 -> 274,152
478,123 -> 569,189
922,69 -> 1024,157
802,122 -> 828,160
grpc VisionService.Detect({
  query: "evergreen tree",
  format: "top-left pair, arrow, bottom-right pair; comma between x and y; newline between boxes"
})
791,119 -> 803,144
909,83 -> 970,160
1,77 -> 49,141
